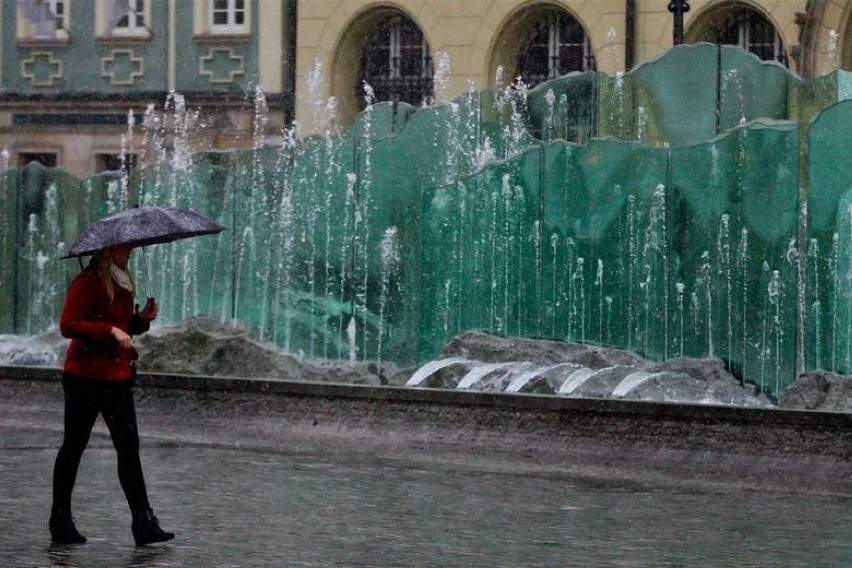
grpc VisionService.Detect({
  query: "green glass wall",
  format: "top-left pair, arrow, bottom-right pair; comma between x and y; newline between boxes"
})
2,45 -> 852,397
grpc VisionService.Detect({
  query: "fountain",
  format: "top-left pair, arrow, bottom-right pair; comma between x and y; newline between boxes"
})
1,44 -> 852,399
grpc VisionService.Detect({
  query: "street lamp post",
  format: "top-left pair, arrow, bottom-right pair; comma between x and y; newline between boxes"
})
668,0 -> 690,46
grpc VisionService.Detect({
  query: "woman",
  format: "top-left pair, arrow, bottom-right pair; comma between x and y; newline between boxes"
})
50,243 -> 175,546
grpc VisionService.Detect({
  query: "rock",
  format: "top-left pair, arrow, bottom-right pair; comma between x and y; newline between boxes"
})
135,316 -> 392,386
136,316 -> 301,380
442,330 -> 648,368
779,371 -> 852,412
0,321 -> 846,410
0,331 -> 68,367
650,357 -> 763,406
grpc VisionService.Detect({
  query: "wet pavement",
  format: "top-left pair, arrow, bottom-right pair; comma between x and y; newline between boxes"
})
1,372 -> 850,567
1,422 -> 850,568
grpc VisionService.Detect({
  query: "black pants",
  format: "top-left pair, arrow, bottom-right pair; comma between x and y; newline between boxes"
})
52,373 -> 150,516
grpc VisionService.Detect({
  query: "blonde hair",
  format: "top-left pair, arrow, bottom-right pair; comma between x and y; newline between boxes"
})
90,248 -> 135,303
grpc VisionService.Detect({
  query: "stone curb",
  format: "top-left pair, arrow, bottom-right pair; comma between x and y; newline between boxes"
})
3,365 -> 850,495
1,364 -> 850,428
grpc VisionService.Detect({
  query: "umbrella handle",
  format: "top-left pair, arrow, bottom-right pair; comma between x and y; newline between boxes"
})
141,247 -> 153,298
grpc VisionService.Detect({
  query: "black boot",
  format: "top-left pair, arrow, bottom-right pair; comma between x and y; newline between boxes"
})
49,509 -> 87,545
131,509 -> 175,546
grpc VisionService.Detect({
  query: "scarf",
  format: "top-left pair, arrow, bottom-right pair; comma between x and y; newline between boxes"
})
110,263 -> 134,293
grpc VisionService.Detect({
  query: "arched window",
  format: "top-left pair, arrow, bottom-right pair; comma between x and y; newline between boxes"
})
518,10 -> 594,87
359,15 -> 433,108
691,5 -> 788,66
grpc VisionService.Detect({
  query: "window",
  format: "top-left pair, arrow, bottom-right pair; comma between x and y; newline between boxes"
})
518,10 -> 594,87
18,0 -> 68,40
210,0 -> 245,33
694,7 -> 788,66
359,15 -> 433,108
96,153 -> 137,175
18,152 -> 57,168
721,10 -> 786,64
111,0 -> 148,37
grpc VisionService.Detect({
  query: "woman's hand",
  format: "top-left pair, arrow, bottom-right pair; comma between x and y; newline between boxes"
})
137,297 -> 159,321
111,326 -> 136,353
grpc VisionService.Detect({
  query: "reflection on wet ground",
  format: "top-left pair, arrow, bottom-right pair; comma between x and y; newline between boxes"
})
1,427 -> 850,567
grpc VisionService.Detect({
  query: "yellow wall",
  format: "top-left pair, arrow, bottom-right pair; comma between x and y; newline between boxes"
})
294,0 -> 852,135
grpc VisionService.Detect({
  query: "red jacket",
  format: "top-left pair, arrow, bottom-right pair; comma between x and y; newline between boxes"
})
60,265 -> 150,381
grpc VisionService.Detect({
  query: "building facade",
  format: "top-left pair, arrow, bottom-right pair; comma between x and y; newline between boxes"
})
297,0 -> 852,134
1,0 -> 850,177
1,0 -> 294,178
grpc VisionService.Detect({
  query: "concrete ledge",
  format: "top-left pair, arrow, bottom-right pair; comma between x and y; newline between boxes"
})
2,365 -> 850,495
2,364 -> 848,426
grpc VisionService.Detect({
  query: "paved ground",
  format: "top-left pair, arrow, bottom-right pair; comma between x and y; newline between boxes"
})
3,426 -> 852,568
1,375 -> 850,567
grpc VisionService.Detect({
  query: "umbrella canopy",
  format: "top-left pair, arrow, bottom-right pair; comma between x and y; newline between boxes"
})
62,206 -> 225,258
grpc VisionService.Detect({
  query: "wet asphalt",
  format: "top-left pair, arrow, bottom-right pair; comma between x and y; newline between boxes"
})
1,377 -> 850,567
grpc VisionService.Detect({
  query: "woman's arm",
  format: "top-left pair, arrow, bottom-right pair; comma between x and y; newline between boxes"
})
59,271 -> 114,344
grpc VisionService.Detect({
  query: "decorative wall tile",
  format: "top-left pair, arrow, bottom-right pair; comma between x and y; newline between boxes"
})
199,47 -> 244,84
20,51 -> 63,87
101,49 -> 145,86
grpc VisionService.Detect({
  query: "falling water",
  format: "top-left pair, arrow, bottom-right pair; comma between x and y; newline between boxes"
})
636,106 -> 647,141
768,269 -> 783,395
549,233 -> 559,337
355,95 -> 375,357
718,213 -> 732,366
166,92 -> 191,174
275,169 -> 295,352
700,250 -> 713,357
340,173 -> 357,356
605,27 -> 619,68
377,226 -> 400,367
786,236 -> 801,377
0,148 -> 9,277
323,115 -> 341,357
737,227 -> 749,370
118,110 -> 135,210
676,282 -> 685,356
306,57 -> 328,135
22,184 -> 63,334
488,184 -> 499,330
544,89 -> 556,141
500,175 -> 513,333
139,103 -> 161,205
347,316 -> 357,362
455,182 -> 468,335
722,69 -> 747,125
644,184 -> 667,356
828,29 -> 839,70
253,84 -> 273,339
572,257 -> 586,343
612,72 -> 626,136
830,232 -> 840,370
845,204 -> 852,370
233,226 -> 257,326
808,238 -> 822,370
432,51 -> 451,103
179,245 -> 198,319
626,194 -> 637,349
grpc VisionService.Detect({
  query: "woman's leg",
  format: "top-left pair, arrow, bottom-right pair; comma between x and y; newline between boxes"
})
52,374 -> 100,514
100,382 -> 175,545
99,382 -> 150,515
50,374 -> 100,543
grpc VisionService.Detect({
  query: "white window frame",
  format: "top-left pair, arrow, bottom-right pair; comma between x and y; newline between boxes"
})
209,0 -> 246,34
111,0 -> 149,37
18,0 -> 69,41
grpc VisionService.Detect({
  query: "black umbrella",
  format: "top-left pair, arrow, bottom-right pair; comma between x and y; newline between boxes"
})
62,206 -> 225,294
